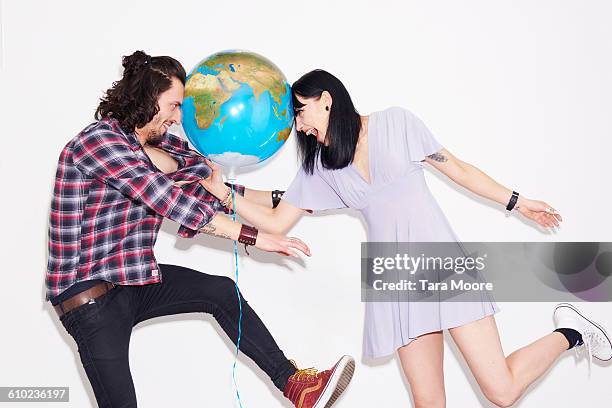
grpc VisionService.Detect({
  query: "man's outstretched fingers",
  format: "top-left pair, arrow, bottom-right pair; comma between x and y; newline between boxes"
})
287,237 -> 311,256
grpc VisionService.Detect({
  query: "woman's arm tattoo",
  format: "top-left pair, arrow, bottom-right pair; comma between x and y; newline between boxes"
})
425,152 -> 448,162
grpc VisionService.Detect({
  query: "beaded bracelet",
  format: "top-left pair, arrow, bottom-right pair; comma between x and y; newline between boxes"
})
220,187 -> 232,208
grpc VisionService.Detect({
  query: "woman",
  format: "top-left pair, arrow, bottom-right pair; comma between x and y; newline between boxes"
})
201,69 -> 611,407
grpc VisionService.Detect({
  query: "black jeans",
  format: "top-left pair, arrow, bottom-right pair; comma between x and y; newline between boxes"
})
59,264 -> 296,407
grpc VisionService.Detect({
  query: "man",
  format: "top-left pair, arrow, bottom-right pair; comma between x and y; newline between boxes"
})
46,50 -> 354,407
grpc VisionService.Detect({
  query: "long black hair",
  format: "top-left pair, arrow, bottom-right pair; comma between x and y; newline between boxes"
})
292,69 -> 361,174
95,50 -> 186,133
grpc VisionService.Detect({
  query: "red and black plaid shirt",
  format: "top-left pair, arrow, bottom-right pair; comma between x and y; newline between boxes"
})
45,118 -> 244,301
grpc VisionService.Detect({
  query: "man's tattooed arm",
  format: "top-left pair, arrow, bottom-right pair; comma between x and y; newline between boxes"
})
425,152 -> 448,163
200,223 -> 233,240
198,214 -> 242,241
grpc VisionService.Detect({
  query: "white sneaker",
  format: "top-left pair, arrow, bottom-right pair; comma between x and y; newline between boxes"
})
553,303 -> 612,373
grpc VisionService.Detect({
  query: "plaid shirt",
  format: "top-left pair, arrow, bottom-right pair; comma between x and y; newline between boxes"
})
45,118 -> 244,301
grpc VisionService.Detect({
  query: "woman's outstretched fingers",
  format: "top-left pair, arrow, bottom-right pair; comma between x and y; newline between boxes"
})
545,205 -> 563,222
549,213 -> 560,227
523,200 -> 563,229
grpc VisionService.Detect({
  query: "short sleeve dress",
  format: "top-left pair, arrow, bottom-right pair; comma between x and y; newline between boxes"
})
282,107 -> 500,358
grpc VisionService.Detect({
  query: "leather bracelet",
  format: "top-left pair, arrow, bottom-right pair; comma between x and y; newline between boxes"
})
271,190 -> 284,208
238,224 -> 258,255
506,191 -> 519,211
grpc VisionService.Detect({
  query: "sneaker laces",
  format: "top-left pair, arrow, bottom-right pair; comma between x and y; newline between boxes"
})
289,360 -> 320,381
574,330 -> 605,376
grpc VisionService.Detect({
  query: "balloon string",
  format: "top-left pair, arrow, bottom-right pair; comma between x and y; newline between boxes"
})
228,179 -> 245,408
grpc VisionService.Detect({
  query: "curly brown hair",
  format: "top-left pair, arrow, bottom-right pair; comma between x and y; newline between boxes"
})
95,50 -> 186,133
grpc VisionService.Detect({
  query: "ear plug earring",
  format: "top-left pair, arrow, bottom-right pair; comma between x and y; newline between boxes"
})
325,106 -> 329,111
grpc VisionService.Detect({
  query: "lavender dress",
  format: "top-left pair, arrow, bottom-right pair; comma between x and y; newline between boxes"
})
282,107 -> 500,358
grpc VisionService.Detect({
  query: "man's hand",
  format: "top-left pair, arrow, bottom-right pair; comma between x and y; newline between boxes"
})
199,214 -> 310,257
254,232 -> 311,258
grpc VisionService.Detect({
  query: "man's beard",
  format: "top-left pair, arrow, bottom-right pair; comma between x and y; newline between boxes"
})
147,129 -> 164,145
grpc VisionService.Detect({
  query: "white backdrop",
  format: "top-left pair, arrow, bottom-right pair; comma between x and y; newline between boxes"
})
1,0 -> 611,406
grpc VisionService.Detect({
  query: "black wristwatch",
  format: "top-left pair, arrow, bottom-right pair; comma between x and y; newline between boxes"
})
272,190 -> 284,208
506,191 -> 519,211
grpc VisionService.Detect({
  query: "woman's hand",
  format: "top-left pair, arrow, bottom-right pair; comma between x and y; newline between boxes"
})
516,198 -> 563,228
199,158 -> 229,198
254,232 -> 312,258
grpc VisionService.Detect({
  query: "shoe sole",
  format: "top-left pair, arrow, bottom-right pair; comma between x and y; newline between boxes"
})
554,302 -> 612,361
313,355 -> 355,408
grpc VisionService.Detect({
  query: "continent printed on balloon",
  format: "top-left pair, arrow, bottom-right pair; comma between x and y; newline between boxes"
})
217,71 -> 242,92
272,105 -> 289,121
184,71 -> 240,129
202,53 -> 287,105
276,126 -> 292,143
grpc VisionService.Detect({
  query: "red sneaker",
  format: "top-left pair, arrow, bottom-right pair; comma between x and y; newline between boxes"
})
283,355 -> 355,408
